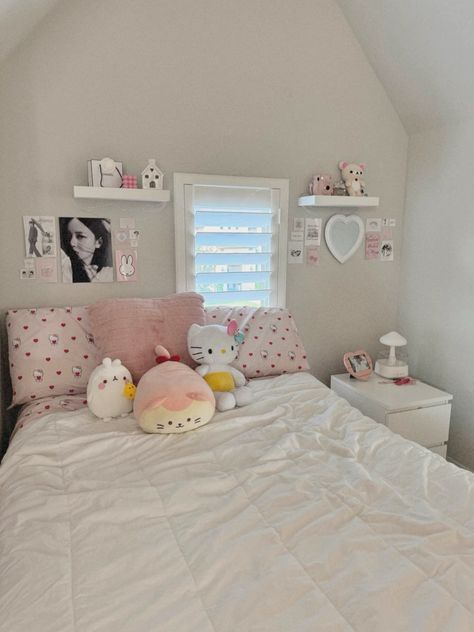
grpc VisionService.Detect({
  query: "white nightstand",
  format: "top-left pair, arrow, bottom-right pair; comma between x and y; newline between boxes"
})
330,373 -> 453,458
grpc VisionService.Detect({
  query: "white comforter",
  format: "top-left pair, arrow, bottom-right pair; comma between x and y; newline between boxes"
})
1,373 -> 473,632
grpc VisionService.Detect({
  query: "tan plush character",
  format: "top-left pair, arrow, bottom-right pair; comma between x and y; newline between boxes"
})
339,161 -> 366,197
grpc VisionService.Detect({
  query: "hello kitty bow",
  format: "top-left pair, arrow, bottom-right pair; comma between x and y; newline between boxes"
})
227,320 -> 244,344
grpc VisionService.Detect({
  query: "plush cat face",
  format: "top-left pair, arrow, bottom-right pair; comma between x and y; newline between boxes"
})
187,322 -> 239,366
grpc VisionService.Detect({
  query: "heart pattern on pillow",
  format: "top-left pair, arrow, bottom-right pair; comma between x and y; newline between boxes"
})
7,306 -> 99,406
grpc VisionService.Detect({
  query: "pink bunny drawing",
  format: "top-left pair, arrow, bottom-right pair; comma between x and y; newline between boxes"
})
119,254 -> 135,278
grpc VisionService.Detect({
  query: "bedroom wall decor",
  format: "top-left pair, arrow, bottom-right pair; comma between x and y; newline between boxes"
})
324,214 -> 364,263
88,157 -> 123,188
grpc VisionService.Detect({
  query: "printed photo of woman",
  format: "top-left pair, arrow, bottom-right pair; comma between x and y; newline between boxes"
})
59,217 -> 114,283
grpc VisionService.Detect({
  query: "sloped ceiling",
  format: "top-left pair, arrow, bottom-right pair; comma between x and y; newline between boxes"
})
0,0 -> 62,62
337,0 -> 474,132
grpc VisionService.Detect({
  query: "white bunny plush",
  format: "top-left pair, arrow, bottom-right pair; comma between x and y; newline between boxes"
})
87,358 -> 136,420
187,320 -> 253,412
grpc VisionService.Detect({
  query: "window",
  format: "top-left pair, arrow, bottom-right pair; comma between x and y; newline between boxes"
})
174,173 -> 288,307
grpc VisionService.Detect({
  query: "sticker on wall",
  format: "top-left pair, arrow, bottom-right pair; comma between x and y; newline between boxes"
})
288,241 -> 304,264
20,268 -> 36,280
304,218 -> 321,246
366,218 -> 381,232
116,249 -> 138,282
306,246 -> 320,266
120,217 -> 135,229
129,229 -> 140,241
389,218 -> 396,227
35,258 -> 58,282
293,217 -> 304,232
115,230 -> 129,243
380,240 -> 394,261
290,231 -> 304,241
23,216 -> 57,258
365,232 -> 380,260
59,217 -> 114,283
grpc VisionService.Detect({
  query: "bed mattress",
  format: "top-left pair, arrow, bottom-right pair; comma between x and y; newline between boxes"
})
1,373 -> 473,631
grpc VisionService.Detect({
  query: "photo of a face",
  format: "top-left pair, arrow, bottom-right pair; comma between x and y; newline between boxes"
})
59,217 -> 114,283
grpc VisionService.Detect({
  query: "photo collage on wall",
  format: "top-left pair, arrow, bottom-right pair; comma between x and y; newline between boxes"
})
21,216 -> 139,283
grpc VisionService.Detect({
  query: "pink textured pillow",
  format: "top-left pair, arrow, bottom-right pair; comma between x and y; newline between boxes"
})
205,306 -> 310,378
7,306 -> 100,406
88,293 -> 206,381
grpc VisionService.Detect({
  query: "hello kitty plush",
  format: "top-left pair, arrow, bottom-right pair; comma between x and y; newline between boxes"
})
339,161 -> 367,196
87,358 -> 136,420
187,320 -> 253,412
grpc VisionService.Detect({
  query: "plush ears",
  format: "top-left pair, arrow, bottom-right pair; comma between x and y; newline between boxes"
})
339,161 -> 366,171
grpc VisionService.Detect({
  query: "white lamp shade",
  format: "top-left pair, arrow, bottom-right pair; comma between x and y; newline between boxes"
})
379,331 -> 407,347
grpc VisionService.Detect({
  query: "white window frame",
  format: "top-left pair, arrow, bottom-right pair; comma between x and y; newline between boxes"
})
174,173 -> 288,307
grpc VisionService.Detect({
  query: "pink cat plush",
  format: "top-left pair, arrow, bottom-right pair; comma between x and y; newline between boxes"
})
133,345 -> 215,434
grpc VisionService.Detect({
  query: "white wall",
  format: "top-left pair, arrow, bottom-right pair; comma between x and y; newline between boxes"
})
399,122 -> 474,469
0,0 -> 407,441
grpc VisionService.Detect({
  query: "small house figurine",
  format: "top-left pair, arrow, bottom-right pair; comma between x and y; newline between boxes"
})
141,159 -> 164,189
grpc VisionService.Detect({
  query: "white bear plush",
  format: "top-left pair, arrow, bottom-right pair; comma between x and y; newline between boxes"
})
87,358 -> 136,420
187,320 -> 253,412
339,161 -> 367,196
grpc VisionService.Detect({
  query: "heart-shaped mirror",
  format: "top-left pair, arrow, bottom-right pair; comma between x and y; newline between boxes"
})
325,214 -> 364,263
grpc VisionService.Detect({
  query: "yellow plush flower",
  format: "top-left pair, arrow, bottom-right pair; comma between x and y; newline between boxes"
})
123,382 -> 137,400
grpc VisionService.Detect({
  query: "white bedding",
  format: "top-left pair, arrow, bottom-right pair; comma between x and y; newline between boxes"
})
0,373 -> 473,631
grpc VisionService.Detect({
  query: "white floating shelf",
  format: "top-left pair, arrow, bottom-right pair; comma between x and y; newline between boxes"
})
298,195 -> 379,208
73,186 -> 171,203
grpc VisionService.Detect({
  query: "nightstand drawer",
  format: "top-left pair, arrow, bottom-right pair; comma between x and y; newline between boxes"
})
386,404 -> 451,448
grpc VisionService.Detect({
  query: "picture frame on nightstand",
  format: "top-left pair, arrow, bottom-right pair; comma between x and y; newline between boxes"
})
343,350 -> 373,380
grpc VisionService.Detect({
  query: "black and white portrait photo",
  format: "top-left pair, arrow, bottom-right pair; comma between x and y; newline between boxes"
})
59,217 -> 114,283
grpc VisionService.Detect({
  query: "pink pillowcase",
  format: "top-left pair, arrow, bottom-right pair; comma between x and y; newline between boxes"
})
7,306 -> 100,406
205,306 -> 310,378
88,293 -> 206,381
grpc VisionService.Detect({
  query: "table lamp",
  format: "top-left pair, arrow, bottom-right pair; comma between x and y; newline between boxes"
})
374,331 -> 409,379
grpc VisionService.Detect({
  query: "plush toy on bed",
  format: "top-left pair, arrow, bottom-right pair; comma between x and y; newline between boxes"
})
187,320 -> 253,412
133,346 -> 216,434
87,358 -> 136,420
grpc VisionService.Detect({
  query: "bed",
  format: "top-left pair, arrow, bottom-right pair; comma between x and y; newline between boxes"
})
1,371 -> 473,631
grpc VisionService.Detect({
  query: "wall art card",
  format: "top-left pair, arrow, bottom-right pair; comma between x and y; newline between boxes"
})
35,258 -> 58,282
382,226 -> 393,240
129,229 -> 140,241
290,231 -> 304,241
365,232 -> 380,260
23,216 -> 57,257
389,218 -> 396,227
59,217 -> 114,283
115,230 -> 129,244
116,249 -> 138,282
119,217 -> 135,229
304,218 -> 321,246
288,241 -> 304,264
380,240 -> 394,261
20,268 -> 36,280
366,218 -> 381,232
306,246 -> 320,266
24,258 -> 35,271
293,217 -> 304,232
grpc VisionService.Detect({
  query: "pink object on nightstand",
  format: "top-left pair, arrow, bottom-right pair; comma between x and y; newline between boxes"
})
122,175 -> 138,189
